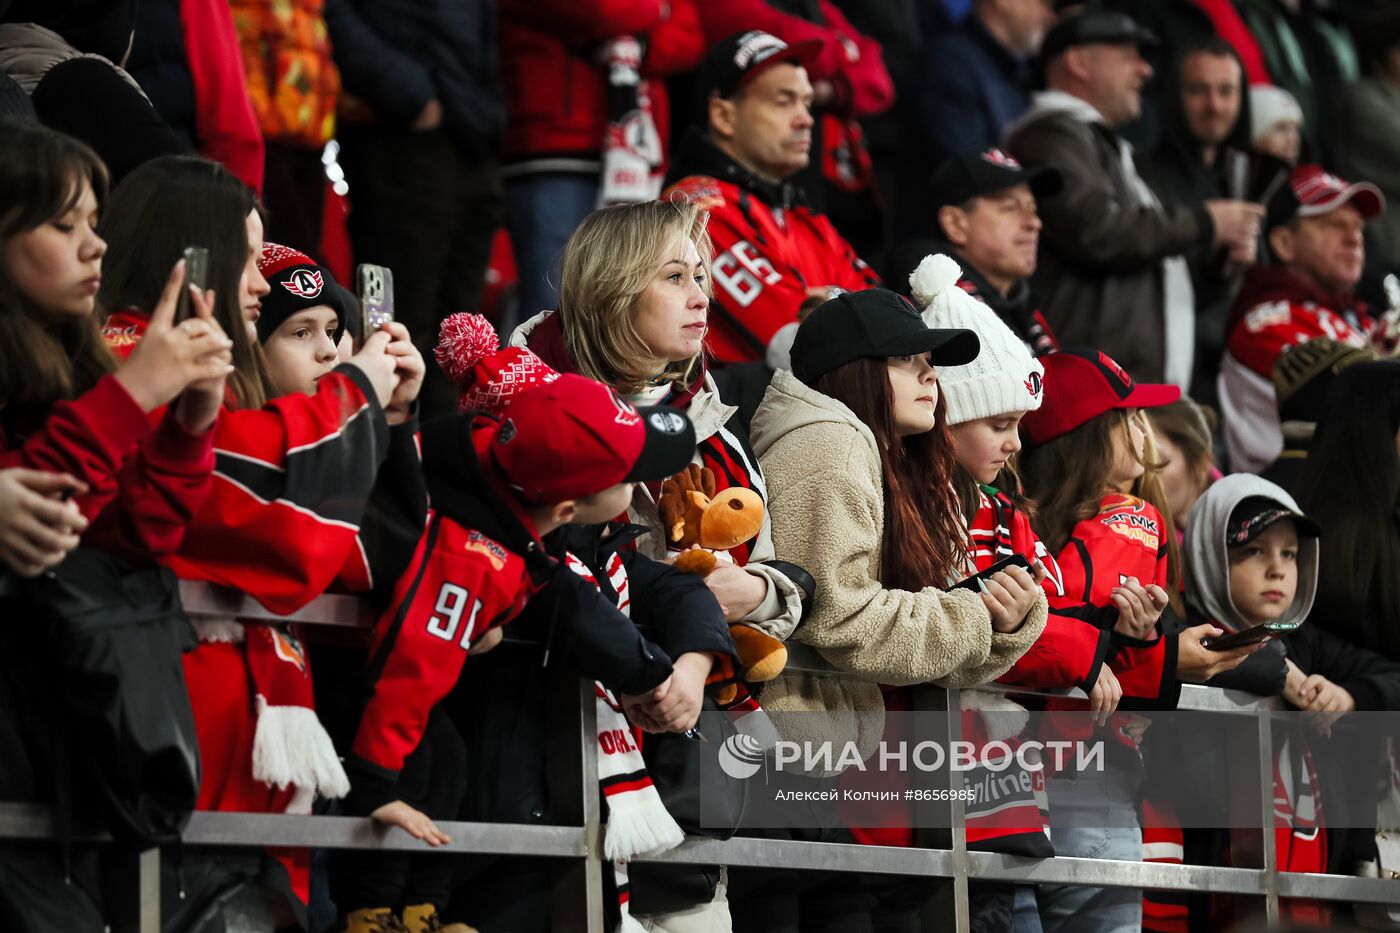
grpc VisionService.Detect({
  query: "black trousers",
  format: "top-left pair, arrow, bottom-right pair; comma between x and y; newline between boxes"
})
331,707 -> 468,914
336,127 -> 504,417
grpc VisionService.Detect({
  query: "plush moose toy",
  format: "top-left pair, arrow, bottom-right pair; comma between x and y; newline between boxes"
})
657,465 -> 787,703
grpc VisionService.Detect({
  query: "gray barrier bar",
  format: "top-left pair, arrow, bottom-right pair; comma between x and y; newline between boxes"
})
0,581 -> 1388,931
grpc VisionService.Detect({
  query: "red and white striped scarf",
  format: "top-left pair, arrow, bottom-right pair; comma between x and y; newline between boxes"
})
566,551 -> 685,931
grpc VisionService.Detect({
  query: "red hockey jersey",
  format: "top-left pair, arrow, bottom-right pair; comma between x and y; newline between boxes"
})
1050,493 -> 1178,708
1226,268 -> 1373,380
969,486 -> 1111,694
664,166 -> 878,362
351,508 -> 542,777
102,308 -> 393,611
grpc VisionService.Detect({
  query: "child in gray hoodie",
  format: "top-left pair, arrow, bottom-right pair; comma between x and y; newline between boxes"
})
1142,474 -> 1400,931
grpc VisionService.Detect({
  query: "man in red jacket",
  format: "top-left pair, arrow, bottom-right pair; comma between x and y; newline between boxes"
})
665,30 -> 879,366
1219,164 -> 1385,471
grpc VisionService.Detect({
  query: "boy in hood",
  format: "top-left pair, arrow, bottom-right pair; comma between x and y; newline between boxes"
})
1157,473 -> 1400,927
1183,473 -> 1400,717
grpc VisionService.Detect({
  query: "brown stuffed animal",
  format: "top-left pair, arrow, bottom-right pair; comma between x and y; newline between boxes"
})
658,465 -> 787,703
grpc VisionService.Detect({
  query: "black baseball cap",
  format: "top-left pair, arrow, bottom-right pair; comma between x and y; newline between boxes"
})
1039,10 -> 1158,65
703,30 -> 824,100
1226,497 -> 1322,547
930,149 -> 1063,211
789,288 -> 980,386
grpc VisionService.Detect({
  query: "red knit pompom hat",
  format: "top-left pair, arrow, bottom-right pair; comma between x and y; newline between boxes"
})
435,313 -> 560,414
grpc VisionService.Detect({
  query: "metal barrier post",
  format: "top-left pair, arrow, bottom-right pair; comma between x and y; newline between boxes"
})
579,679 -> 605,933
1258,713 -> 1280,924
110,845 -> 161,933
944,687 -> 971,933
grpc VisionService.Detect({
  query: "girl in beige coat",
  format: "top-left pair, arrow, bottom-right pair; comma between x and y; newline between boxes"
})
750,288 -> 1047,739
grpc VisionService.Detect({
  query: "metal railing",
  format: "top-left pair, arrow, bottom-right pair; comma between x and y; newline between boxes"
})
1,582 -> 1397,933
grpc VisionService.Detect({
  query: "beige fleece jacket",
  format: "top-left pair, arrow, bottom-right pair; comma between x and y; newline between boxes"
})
749,370 -> 1046,755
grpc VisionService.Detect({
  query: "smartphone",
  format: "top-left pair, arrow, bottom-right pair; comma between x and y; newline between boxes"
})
1202,620 -> 1301,651
950,554 -> 1032,593
176,246 -> 210,323
356,263 -> 395,335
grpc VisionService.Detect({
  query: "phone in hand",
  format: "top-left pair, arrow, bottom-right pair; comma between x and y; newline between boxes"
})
356,263 -> 395,335
176,246 -> 210,323
1201,620 -> 1301,651
950,554 -> 1032,593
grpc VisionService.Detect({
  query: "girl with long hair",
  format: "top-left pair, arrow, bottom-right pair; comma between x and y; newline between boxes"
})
96,155 -> 418,924
0,119 -> 231,927
0,119 -> 231,564
1019,349 -> 1256,933
749,287 -> 1047,932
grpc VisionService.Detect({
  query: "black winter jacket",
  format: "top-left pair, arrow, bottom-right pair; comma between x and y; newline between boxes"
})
324,0 -> 504,160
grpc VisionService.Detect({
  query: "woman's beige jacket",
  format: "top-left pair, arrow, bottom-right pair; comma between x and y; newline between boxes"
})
749,369 -> 1046,755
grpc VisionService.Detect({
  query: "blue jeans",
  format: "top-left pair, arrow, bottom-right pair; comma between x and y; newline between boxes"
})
504,173 -> 598,330
1038,767 -> 1143,933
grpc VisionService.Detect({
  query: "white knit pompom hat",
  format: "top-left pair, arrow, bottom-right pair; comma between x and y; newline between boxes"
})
909,254 -> 1044,425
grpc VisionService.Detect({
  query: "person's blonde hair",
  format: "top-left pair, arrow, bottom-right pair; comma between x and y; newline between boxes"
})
557,199 -> 712,394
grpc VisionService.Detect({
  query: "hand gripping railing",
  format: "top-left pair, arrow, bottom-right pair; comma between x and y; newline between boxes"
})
1,582 -> 1397,933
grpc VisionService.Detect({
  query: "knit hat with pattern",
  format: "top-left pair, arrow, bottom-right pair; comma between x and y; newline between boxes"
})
910,254 -> 1044,424
436,313 -> 559,414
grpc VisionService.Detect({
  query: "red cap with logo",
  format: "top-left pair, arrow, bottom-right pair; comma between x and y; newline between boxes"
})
1267,164 -> 1386,231
489,374 -> 697,504
1020,348 -> 1180,445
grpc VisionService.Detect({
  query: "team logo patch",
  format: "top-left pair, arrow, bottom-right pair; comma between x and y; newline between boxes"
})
608,391 -> 642,427
281,268 -> 324,299
1100,510 -> 1160,550
464,530 -> 507,571
1025,372 -> 1043,399
980,148 -> 1022,170
649,411 -> 688,435
271,626 -> 307,673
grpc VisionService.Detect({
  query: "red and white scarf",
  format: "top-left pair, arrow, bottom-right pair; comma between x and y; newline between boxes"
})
566,552 -> 685,931
193,618 -> 349,813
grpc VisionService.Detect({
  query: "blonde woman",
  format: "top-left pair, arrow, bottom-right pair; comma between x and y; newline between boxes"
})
512,199 -> 806,640
509,199 -> 809,930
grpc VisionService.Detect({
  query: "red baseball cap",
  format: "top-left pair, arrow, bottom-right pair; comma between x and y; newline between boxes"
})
1020,348 -> 1180,445
1267,164 -> 1385,230
489,374 -> 697,504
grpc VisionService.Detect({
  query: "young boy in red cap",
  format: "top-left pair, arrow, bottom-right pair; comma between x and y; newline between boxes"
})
330,373 -> 699,933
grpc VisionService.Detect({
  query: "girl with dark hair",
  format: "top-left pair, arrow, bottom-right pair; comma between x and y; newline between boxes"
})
1294,360 -> 1400,659
749,288 -> 1046,931
95,155 -> 417,924
0,119 -> 230,564
1019,349 -> 1256,933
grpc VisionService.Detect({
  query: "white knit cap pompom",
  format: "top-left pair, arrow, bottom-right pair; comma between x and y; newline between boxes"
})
917,261 -> 1045,425
909,253 -> 963,308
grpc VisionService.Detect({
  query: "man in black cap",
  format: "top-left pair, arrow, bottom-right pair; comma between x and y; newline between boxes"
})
887,148 -> 1062,355
1005,9 -> 1264,387
665,29 -> 880,369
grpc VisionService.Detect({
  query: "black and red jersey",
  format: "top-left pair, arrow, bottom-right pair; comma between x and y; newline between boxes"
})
664,135 -> 879,363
